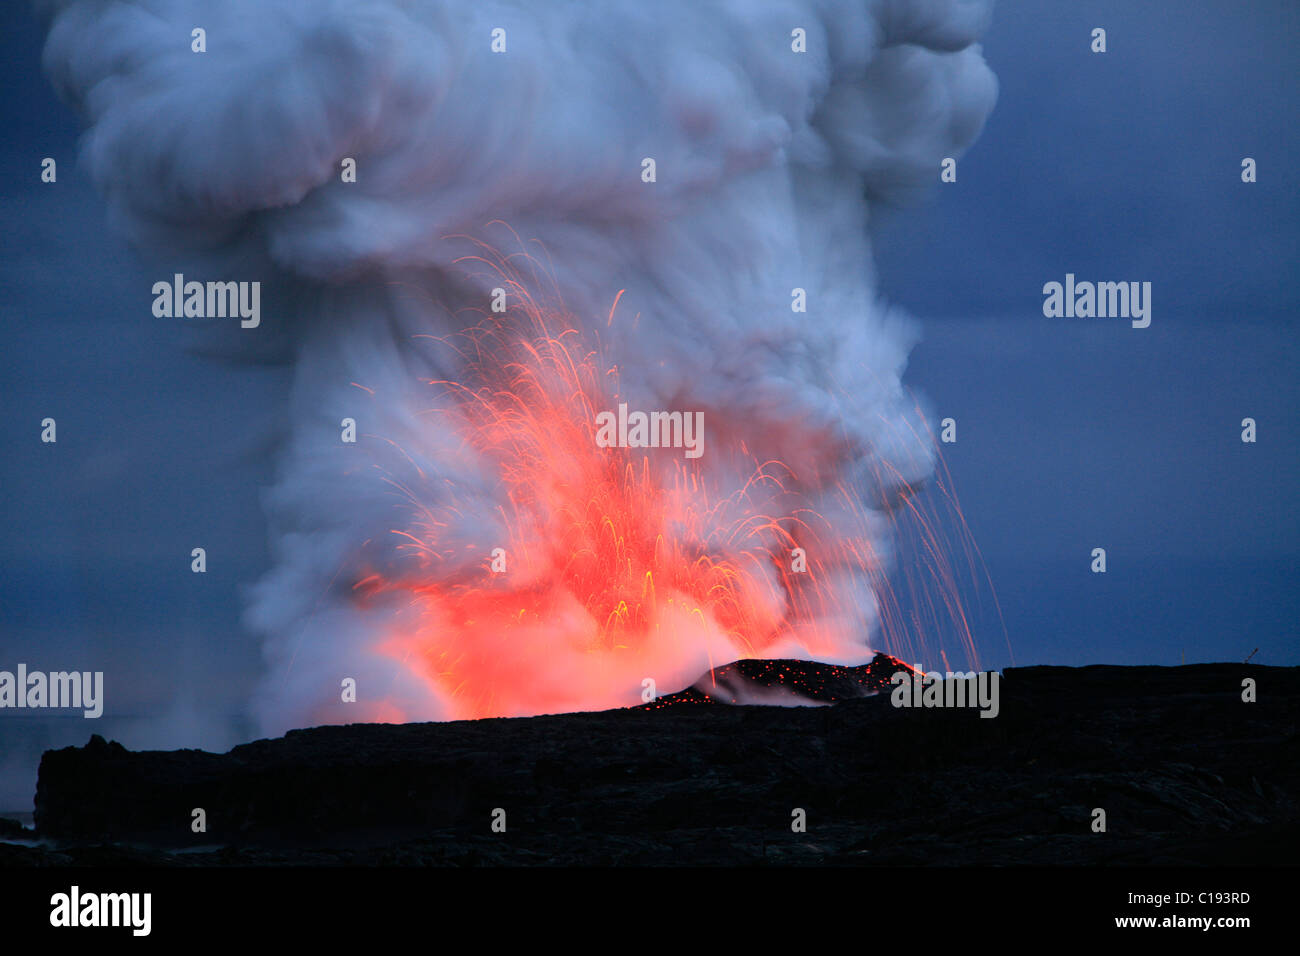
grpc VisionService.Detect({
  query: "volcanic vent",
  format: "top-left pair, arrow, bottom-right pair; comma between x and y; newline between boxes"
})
646,654 -> 920,708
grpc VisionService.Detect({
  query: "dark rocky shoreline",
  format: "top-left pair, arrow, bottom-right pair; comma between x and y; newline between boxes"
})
3,658 -> 1297,866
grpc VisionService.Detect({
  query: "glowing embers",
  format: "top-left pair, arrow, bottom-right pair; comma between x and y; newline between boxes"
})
356,287 -> 883,721
642,654 -> 920,709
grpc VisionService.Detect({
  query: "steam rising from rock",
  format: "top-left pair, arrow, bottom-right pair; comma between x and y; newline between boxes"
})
41,0 -> 997,731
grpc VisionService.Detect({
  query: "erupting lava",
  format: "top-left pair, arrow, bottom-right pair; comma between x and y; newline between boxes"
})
38,0 -> 1004,737
351,250 -> 985,721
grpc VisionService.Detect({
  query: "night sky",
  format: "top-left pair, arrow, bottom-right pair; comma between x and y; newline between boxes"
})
1,0 -> 1296,809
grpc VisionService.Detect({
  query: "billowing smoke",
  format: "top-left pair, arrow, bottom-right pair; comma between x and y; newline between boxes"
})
41,0 -> 996,732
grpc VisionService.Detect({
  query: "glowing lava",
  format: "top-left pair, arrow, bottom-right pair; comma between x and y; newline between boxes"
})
352,253 -> 987,721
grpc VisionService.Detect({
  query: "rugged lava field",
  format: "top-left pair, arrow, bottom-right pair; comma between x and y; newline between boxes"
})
4,658 -> 1297,866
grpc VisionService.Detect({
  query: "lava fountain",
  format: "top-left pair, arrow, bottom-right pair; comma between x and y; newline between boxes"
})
357,247 -> 925,719
41,0 -> 1001,732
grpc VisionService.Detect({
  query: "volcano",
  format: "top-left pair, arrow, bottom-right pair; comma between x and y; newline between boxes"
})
36,0 -> 1002,736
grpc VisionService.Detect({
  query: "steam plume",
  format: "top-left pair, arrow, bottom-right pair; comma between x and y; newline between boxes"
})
41,0 -> 997,731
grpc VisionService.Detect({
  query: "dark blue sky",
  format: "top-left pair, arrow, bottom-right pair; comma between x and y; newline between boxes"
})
1,1 -> 1296,806
873,0 -> 1298,673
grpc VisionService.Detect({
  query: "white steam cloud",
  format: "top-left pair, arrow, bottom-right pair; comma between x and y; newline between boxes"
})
41,0 -> 997,732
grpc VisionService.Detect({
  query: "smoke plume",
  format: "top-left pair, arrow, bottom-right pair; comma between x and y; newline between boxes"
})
41,0 -> 997,731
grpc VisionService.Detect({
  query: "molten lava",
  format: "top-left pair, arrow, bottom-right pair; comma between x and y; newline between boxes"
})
352,254 -> 986,721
